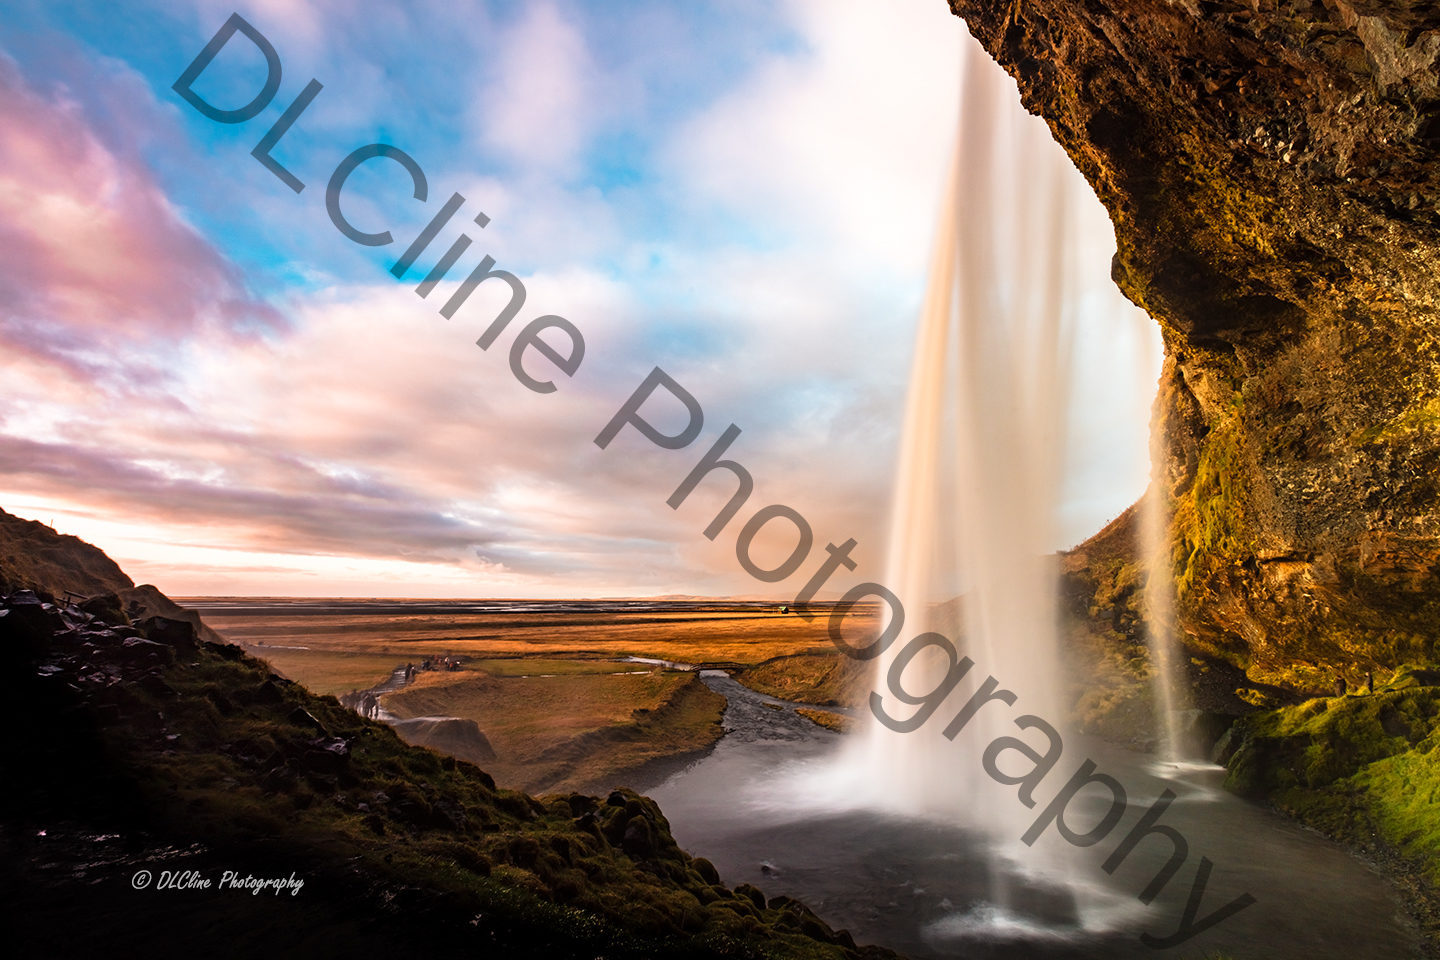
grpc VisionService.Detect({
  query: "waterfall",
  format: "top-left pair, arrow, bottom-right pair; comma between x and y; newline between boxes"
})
825,30 -> 1134,932
1141,409 -> 1193,762
757,29 -> 1164,939
848,30 -> 1077,820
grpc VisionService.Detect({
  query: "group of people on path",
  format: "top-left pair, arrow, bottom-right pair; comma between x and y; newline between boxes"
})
350,655 -> 466,720
399,656 -> 464,685
420,656 -> 462,673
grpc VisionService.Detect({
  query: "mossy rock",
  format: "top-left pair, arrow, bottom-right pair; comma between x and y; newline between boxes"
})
1224,676 -> 1440,889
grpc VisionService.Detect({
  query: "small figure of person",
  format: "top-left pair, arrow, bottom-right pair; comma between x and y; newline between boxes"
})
1366,671 -> 1375,694
1334,675 -> 1347,698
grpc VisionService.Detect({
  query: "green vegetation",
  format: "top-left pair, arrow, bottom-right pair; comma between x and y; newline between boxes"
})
1223,671 -> 1440,890
0,509 -> 894,958
1174,397 -> 1252,597
1066,624 -> 1154,743
253,648 -> 406,697
5,600 -> 888,959
795,707 -> 851,733
1054,507 -> 1162,742
465,658 -> 642,677
1351,396 -> 1440,446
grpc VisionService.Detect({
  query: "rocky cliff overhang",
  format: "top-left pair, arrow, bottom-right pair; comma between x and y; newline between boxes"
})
952,0 -> 1440,346
952,1 -> 1440,684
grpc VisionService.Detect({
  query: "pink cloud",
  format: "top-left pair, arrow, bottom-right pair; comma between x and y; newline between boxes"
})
0,54 -> 277,374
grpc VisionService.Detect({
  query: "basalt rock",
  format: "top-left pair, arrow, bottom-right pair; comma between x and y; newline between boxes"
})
951,1 -> 1440,687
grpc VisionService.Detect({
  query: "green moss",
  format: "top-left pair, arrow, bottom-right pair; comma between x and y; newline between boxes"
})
1089,558 -> 1144,617
14,615 -> 881,960
1234,687 -> 1276,708
1224,676 -> 1440,890
1175,398 -> 1252,595
795,707 -> 850,733
1351,396 -> 1440,446
1176,155 -> 1279,260
1354,746 -> 1440,885
1110,152 -> 1279,327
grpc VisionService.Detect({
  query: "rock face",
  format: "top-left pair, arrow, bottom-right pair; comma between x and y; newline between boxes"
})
951,1 -> 1440,685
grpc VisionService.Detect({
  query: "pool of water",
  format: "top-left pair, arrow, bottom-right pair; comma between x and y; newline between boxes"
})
649,673 -> 1421,960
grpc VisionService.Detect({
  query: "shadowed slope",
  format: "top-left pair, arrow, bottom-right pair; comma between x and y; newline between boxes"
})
0,507 -> 895,960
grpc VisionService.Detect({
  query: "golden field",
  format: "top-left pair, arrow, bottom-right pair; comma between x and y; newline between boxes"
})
193,600 -> 877,793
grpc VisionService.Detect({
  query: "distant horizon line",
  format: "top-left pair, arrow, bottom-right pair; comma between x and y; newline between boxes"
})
171,594 -> 834,603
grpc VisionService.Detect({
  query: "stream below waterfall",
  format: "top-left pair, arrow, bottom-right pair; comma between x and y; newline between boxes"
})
648,672 -> 1421,960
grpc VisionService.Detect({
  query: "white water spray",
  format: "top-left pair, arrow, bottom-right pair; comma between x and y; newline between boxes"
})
824,32 -> 1149,932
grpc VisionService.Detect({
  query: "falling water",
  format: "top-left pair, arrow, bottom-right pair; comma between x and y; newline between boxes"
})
832,31 -> 1127,934
850,33 -> 1077,819
742,28 -> 1168,943
1140,400 -> 1192,762
646,26 -> 1382,959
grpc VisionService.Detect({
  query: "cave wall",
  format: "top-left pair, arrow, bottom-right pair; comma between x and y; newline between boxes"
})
949,0 -> 1440,685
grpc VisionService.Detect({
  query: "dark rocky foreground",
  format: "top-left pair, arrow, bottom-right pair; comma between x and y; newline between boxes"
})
951,0 -> 1440,685
0,509 -> 894,960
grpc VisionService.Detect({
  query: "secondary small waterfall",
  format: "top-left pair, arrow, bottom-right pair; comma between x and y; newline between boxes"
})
1141,423 -> 1193,762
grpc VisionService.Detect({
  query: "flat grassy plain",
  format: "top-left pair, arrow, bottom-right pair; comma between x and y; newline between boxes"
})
187,599 -> 876,794
236,649 -> 409,697
193,600 -> 868,664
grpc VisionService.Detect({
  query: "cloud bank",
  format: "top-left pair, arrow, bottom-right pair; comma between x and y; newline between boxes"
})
0,0 -> 1159,598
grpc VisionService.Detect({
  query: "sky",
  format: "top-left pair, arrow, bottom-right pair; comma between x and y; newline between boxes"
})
0,0 -> 1161,598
